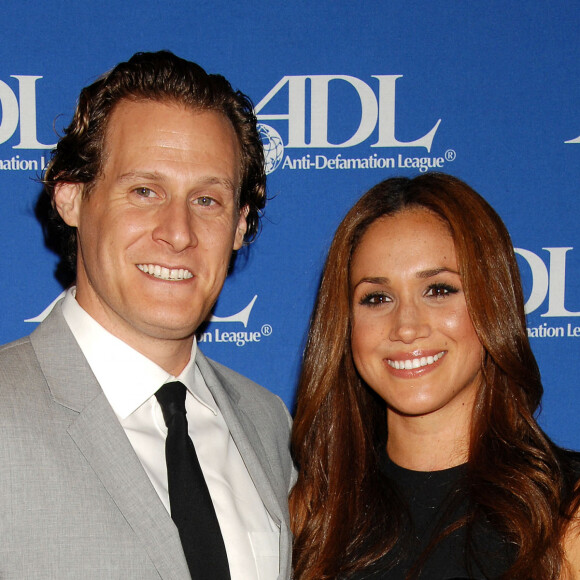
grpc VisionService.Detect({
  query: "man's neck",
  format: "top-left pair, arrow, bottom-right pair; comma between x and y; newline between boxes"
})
73,289 -> 196,376
91,322 -> 195,376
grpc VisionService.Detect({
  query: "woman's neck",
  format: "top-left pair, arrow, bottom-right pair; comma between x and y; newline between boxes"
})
386,406 -> 471,471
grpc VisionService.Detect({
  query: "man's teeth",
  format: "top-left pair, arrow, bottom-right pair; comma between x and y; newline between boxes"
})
387,352 -> 445,370
137,264 -> 193,280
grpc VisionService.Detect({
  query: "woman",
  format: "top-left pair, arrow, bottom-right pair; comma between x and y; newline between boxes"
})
290,173 -> 580,579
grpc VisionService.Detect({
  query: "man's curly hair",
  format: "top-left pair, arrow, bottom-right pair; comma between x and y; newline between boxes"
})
42,50 -> 266,274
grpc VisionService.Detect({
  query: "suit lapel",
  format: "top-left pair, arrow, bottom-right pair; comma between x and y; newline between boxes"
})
68,394 -> 191,580
30,304 -> 190,580
195,352 -> 284,529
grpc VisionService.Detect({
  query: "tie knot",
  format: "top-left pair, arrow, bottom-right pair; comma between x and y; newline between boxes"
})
155,381 -> 187,427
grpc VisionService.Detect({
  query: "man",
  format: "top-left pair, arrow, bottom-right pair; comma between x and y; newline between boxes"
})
0,51 -> 294,579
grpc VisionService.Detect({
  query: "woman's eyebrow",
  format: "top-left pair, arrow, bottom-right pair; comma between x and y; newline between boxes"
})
416,267 -> 459,279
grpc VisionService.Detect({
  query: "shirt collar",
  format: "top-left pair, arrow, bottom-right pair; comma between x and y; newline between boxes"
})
61,287 -> 218,419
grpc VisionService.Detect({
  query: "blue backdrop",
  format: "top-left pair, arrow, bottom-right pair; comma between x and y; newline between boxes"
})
1,1 -> 579,447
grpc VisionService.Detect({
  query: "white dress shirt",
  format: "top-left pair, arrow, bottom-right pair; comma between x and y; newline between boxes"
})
61,289 -> 279,580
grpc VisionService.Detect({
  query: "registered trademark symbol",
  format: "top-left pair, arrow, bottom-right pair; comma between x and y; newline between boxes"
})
445,149 -> 456,162
261,324 -> 273,336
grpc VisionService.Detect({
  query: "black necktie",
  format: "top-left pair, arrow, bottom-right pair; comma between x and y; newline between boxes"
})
156,381 -> 231,579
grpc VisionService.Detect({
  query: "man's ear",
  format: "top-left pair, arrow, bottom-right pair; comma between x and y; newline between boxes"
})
233,205 -> 250,251
53,183 -> 83,227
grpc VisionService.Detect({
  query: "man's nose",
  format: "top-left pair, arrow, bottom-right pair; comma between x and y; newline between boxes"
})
152,200 -> 197,252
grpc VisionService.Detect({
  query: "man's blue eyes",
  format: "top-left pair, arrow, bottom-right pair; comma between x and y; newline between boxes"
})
132,189 -> 216,206
135,187 -> 156,197
194,196 -> 215,206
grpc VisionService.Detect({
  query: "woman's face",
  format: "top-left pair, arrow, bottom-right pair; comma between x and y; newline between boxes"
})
350,208 -> 483,423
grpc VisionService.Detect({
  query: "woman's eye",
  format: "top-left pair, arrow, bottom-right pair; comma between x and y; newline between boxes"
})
425,284 -> 458,298
360,293 -> 391,306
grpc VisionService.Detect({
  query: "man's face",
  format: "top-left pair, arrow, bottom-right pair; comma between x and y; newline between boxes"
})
56,99 -> 246,356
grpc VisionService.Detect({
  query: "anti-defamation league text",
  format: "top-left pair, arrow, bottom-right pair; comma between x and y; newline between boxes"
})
281,153 -> 450,172
528,323 -> 580,338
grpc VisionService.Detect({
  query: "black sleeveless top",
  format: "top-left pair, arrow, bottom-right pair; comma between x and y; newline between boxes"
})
350,454 -> 515,579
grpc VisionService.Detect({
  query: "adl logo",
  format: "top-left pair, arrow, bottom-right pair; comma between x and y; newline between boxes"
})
255,75 -> 443,174
0,76 -> 55,149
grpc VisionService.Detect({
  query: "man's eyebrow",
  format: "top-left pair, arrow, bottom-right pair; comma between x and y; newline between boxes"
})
117,171 -> 163,183
116,172 -> 237,192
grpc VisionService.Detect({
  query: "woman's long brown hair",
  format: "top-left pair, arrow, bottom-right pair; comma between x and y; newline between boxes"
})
290,173 -> 580,579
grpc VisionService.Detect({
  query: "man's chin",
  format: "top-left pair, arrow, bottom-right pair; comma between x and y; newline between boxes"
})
142,322 -> 199,343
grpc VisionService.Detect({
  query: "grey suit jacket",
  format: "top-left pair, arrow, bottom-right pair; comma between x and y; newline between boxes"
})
0,302 -> 294,579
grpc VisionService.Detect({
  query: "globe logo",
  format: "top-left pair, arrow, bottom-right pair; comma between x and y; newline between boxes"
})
257,123 -> 284,174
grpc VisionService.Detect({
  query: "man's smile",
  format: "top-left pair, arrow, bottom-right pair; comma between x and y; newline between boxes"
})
136,264 -> 194,281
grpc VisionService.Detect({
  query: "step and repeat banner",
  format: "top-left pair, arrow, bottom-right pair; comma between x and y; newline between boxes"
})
1,2 -> 579,446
